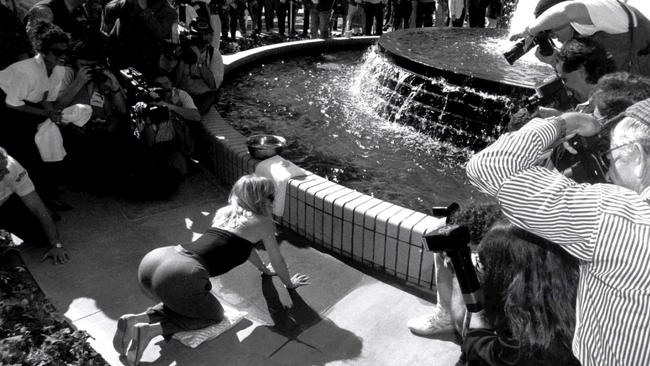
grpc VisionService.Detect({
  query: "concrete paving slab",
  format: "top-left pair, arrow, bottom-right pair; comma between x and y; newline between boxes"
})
18,169 -> 462,366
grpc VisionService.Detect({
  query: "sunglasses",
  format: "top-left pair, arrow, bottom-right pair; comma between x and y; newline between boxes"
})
49,48 -> 69,57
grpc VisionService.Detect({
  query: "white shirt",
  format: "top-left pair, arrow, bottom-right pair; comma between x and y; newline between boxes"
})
0,155 -> 35,206
0,54 -> 66,107
570,0 -> 636,36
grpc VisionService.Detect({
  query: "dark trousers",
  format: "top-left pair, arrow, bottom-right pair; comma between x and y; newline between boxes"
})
468,0 -> 489,27
229,5 -> 247,38
302,1 -> 311,35
415,1 -> 434,27
392,0 -> 411,29
248,0 -> 264,33
363,2 -> 383,35
139,246 -> 224,337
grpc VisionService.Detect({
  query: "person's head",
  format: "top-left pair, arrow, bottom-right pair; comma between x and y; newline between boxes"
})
29,21 -> 70,69
556,37 -> 616,103
590,72 -> 650,119
153,73 -> 174,101
606,99 -> 650,192
478,221 -> 578,357
0,147 -> 9,181
228,174 -> 276,217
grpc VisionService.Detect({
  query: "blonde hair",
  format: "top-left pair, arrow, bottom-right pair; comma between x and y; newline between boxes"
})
216,174 -> 275,228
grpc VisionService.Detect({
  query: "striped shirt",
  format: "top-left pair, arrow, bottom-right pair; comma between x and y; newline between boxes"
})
466,117 -> 650,366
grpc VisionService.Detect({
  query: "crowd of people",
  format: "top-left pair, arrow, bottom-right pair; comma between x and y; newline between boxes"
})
3,0 -> 650,365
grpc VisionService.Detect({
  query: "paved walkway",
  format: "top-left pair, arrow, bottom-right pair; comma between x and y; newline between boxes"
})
20,168 -> 461,365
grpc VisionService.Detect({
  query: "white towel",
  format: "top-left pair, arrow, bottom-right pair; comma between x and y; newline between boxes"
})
61,104 -> 93,127
172,304 -> 247,348
34,120 -> 66,162
254,155 -> 306,217
34,104 -> 93,162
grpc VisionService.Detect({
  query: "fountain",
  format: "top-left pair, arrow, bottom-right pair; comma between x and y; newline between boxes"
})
370,27 -> 553,150
212,27 -> 558,291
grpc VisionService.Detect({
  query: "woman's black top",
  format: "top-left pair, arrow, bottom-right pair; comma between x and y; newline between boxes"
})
181,228 -> 256,276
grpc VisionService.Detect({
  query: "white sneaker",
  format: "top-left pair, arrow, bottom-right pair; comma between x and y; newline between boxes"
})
407,304 -> 454,336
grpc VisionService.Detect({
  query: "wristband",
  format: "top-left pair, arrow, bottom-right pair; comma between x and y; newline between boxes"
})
54,242 -> 63,249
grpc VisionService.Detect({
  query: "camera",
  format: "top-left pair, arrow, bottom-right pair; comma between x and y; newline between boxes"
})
88,64 -> 108,84
522,75 -> 571,113
118,67 -> 170,140
422,204 -> 483,313
177,19 -> 212,64
549,115 -> 623,183
503,31 -> 555,65
119,67 -> 163,103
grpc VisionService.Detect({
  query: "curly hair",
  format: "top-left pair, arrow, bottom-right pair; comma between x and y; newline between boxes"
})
591,72 -> 650,119
27,21 -> 69,54
558,37 -> 617,85
478,221 -> 579,362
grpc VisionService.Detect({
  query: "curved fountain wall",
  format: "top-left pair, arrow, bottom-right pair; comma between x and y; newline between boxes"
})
200,34 -> 551,292
373,28 -> 552,150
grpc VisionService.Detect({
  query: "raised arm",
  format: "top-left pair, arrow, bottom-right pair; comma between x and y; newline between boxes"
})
511,2 -> 592,40
466,115 -> 604,261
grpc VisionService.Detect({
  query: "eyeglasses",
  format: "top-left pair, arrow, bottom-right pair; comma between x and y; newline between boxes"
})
48,47 -> 68,57
597,140 -> 650,172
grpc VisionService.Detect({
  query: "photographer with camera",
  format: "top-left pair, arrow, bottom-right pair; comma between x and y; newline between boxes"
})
409,204 -> 580,365
467,84 -> 650,365
508,37 -> 616,132
509,0 -> 650,76
174,18 -> 220,115
57,44 -> 127,122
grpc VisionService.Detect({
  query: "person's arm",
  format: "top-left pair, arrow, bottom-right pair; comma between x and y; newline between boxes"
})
102,71 -> 127,115
20,191 -> 70,264
466,114 -> 604,260
162,89 -> 201,121
259,219 -> 310,289
55,67 -> 91,109
510,2 -> 591,40
248,250 -> 276,275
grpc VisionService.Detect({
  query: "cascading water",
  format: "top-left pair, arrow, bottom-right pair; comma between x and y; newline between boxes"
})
362,27 -> 553,150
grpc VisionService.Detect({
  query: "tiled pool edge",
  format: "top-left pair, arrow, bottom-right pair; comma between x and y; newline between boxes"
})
202,39 -> 446,291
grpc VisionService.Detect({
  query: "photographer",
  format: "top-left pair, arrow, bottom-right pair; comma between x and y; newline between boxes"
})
174,18 -> 220,115
508,37 -> 615,134
57,44 -> 127,122
458,221 -> 580,366
409,205 -> 580,365
467,89 -> 650,365
510,0 -> 650,76
54,43 -> 128,189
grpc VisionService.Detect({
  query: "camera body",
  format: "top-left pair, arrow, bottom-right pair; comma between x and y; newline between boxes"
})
422,205 -> 483,313
118,68 -> 171,140
88,64 -> 109,84
503,31 -> 555,65
177,19 -> 212,64
523,75 -> 571,113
